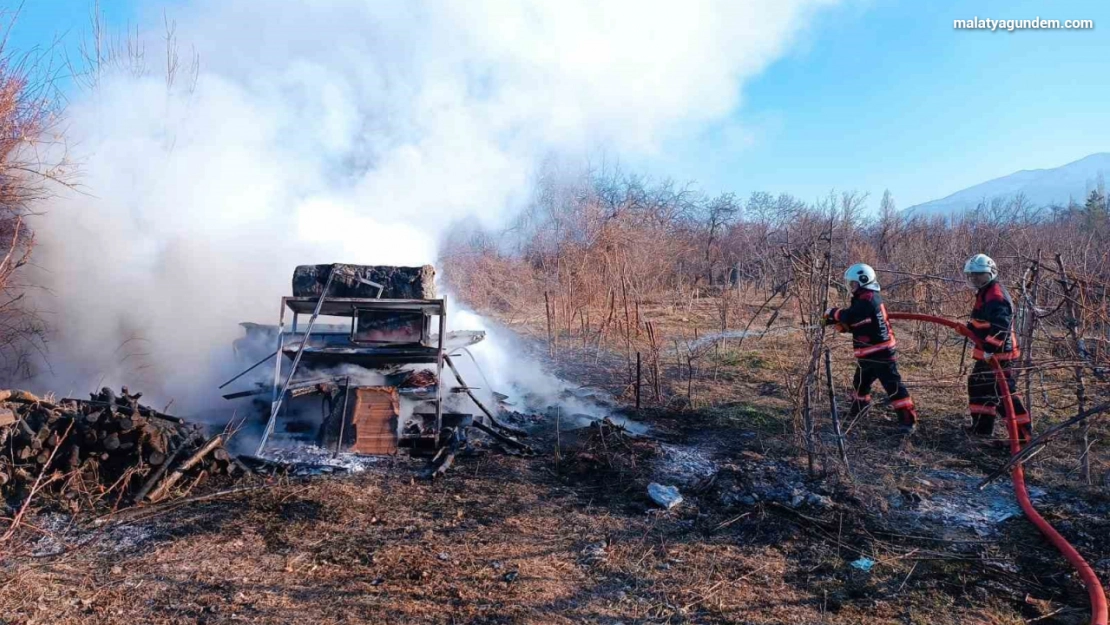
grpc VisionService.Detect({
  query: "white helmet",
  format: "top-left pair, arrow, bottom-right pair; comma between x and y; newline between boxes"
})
844,263 -> 880,291
963,254 -> 998,288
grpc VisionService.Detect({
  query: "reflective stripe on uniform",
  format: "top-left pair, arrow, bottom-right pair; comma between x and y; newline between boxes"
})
853,393 -> 872,402
972,348 -> 1020,361
1014,412 -> 1032,425
969,403 -> 997,415
880,303 -> 896,340
969,319 -> 991,329
890,398 -> 914,410
850,319 -> 870,328
854,338 -> 896,358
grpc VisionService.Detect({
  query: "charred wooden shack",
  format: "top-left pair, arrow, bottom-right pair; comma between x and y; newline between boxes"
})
223,264 -> 485,459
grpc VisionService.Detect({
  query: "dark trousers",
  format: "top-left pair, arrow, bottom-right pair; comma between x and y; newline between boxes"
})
851,358 -> 916,424
968,360 -> 1031,441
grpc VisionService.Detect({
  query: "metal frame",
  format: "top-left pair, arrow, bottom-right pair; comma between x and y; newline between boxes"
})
349,306 -> 430,345
256,293 -> 448,456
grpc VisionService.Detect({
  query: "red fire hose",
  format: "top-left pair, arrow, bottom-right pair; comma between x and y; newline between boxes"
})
888,312 -> 1108,625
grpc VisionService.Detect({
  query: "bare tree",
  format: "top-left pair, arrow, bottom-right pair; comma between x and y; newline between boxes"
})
0,10 -> 71,378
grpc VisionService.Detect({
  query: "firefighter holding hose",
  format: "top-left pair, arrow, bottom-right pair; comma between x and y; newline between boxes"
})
963,254 -> 1032,444
821,263 -> 919,435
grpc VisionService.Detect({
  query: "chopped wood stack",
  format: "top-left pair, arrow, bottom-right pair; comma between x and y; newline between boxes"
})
0,387 -> 242,511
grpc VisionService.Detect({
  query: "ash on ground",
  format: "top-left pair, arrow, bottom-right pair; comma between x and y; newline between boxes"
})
28,513 -> 154,558
886,469 -> 1045,537
713,450 -> 835,510
654,444 -> 717,487
263,445 -> 391,474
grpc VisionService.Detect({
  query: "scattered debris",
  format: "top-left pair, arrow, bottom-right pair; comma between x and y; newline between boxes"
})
648,483 -> 683,510
713,457 -> 835,511
805,492 -> 834,509
580,541 -> 609,565
560,417 -> 658,488
850,557 -> 876,572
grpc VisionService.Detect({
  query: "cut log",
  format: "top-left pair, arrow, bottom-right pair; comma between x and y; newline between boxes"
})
147,434 -> 224,502
130,431 -> 200,504
7,390 -> 43,404
292,264 -> 437,299
66,445 -> 81,470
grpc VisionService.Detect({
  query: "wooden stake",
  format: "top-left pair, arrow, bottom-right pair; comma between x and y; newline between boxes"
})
825,348 -> 849,470
635,352 -> 642,409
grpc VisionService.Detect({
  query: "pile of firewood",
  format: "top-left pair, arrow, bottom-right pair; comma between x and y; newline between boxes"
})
0,387 -> 243,511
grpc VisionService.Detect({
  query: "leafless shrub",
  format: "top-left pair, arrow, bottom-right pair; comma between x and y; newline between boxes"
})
0,10 -> 69,379
442,162 -> 1110,476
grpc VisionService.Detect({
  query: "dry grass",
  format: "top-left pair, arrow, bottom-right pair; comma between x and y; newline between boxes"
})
1,294 -> 1106,624
0,452 -> 1048,625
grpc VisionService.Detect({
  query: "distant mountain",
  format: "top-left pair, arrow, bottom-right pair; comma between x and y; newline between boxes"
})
904,153 -> 1110,217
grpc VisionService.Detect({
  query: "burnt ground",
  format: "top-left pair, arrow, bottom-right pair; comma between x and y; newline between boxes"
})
2,304 -> 1109,624
1,400 -> 1108,625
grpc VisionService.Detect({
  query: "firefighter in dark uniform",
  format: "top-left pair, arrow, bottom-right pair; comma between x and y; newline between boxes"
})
822,263 -> 919,435
963,254 -> 1031,444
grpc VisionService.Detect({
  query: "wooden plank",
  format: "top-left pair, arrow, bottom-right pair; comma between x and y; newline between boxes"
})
348,387 -> 399,455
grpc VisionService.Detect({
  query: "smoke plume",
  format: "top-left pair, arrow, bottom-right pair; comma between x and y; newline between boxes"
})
26,0 -> 835,412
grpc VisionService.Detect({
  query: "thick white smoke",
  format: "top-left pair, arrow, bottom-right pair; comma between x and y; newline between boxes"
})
26,0 -> 835,412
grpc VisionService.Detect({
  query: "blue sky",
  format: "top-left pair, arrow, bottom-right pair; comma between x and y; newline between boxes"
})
6,0 -> 134,52
651,0 -> 1110,209
6,0 -> 1108,211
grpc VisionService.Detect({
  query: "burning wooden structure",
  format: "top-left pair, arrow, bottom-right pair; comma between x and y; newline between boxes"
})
223,264 -> 496,463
